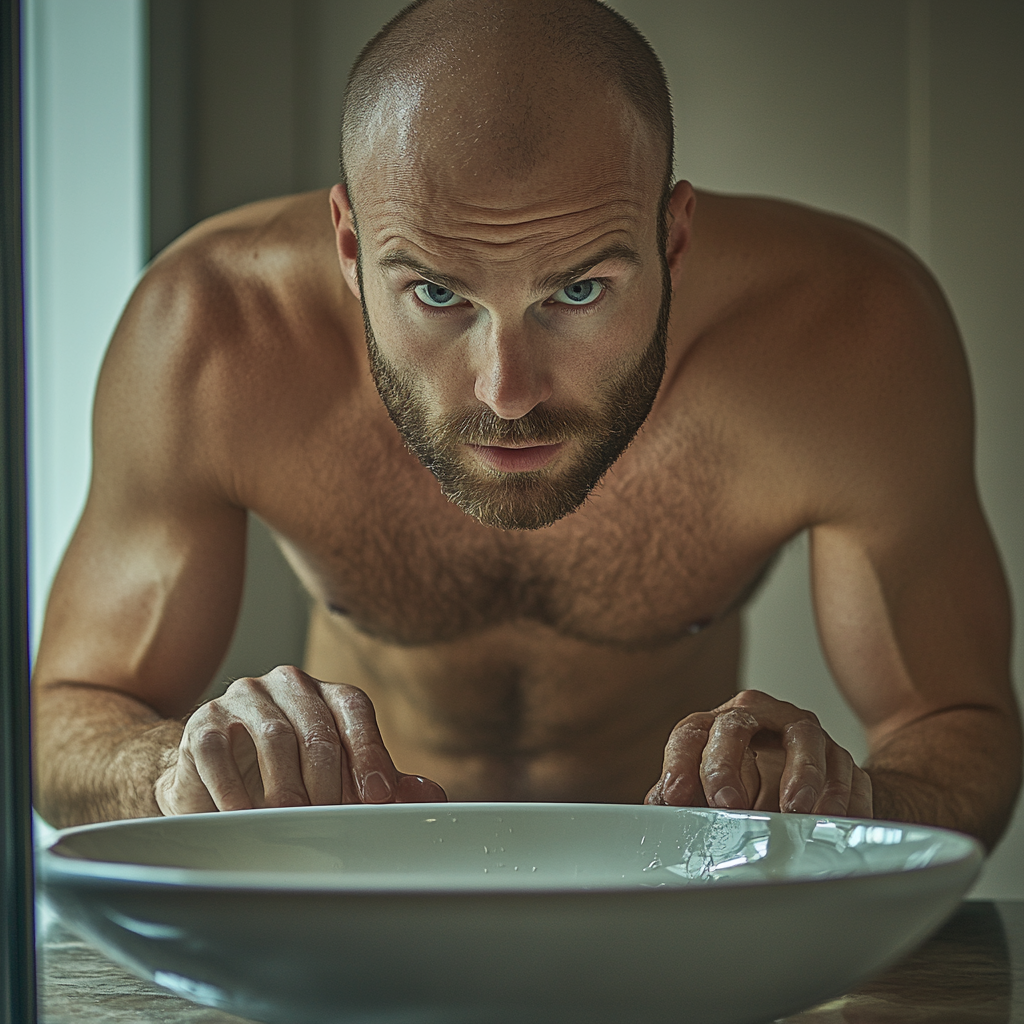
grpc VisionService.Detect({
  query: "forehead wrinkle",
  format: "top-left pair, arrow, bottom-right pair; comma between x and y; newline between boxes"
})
372,202 -> 646,255
378,184 -> 648,224
412,217 -> 640,251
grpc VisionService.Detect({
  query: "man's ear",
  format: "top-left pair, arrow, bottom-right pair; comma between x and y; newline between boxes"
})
664,180 -> 696,288
329,183 -> 361,300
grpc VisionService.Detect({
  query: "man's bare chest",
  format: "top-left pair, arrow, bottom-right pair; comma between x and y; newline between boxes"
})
249,405 -> 784,650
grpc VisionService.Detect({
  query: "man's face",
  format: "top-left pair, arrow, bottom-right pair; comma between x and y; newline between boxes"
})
360,253 -> 671,528
360,258 -> 670,531
339,87 -> 676,530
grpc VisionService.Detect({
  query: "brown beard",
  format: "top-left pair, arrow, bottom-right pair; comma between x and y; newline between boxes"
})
361,266 -> 671,531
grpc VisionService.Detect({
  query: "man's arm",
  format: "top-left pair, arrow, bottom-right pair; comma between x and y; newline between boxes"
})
811,478 -> 1020,851
648,236 -> 1021,848
806,257 -> 1020,849
33,242 -> 443,827
32,250 -> 250,825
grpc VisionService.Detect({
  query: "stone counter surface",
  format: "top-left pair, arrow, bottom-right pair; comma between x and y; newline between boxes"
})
39,900 -> 1024,1023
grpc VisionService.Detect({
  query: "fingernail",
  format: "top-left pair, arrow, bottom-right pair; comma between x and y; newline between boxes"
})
362,771 -> 391,803
712,786 -> 743,809
787,785 -> 816,814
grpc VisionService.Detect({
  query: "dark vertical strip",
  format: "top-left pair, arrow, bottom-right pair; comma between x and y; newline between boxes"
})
0,0 -> 37,1020
148,0 -> 198,258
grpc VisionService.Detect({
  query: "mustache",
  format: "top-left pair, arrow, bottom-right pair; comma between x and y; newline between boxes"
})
443,405 -> 604,447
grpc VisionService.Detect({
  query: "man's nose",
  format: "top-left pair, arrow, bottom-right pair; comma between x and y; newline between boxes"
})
473,323 -> 552,420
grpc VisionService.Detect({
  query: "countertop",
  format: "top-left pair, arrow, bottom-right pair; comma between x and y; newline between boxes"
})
39,899 -> 1023,1023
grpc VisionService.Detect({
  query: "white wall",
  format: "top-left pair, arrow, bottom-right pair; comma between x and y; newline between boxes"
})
22,0 -> 146,653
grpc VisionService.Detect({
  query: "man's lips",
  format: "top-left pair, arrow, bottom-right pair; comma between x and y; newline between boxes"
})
467,442 -> 565,472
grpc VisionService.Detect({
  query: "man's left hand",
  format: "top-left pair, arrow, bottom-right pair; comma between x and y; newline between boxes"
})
645,690 -> 873,817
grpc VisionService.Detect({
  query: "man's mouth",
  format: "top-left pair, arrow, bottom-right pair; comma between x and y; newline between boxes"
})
466,442 -> 565,473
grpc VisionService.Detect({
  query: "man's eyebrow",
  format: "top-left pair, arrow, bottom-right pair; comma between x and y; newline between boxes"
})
376,251 -> 471,295
375,241 -> 642,297
537,242 -> 642,294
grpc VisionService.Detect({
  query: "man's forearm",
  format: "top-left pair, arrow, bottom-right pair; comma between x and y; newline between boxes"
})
33,682 -> 183,828
864,704 -> 1022,852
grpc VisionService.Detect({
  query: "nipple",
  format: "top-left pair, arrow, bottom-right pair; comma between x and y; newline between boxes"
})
686,618 -> 713,636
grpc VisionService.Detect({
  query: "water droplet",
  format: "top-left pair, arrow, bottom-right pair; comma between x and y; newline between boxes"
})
531,866 -> 537,873
514,866 -> 519,871
483,846 -> 489,854
483,867 -> 488,874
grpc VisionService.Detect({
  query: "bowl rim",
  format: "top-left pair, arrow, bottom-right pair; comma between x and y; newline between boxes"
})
38,801 -> 984,895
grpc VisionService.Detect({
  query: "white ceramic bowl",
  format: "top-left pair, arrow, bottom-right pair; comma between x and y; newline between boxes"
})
39,803 -> 982,1024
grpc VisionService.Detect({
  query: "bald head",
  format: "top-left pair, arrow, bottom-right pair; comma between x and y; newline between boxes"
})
340,0 -> 673,207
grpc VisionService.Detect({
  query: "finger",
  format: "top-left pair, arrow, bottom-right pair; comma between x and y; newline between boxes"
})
848,765 -> 874,818
655,713 -> 716,806
155,752 -> 218,815
224,688 -> 313,808
321,683 -> 401,803
261,667 -> 344,806
813,740 -> 854,816
229,725 -> 266,806
700,708 -> 761,808
779,717 -> 828,814
395,774 -> 448,803
183,705 -> 255,812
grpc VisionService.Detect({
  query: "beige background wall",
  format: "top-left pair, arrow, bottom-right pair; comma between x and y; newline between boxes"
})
149,0 -> 1022,897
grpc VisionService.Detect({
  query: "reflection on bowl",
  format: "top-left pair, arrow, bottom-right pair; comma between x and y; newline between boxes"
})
39,803 -> 983,1024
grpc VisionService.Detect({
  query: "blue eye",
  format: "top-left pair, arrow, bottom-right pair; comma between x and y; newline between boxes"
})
552,279 -> 604,305
414,282 -> 465,307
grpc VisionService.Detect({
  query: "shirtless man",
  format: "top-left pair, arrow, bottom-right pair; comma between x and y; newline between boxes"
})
32,0 -> 1021,849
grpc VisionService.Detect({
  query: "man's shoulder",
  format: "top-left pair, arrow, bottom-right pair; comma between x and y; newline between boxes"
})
678,191 -> 970,526
144,189 -> 343,330
691,191 -> 961,387
95,190 -> 365,502
115,190 -> 360,394
695,191 -> 938,317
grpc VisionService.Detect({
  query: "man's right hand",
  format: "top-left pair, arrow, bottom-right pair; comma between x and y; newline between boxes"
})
154,665 -> 446,814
